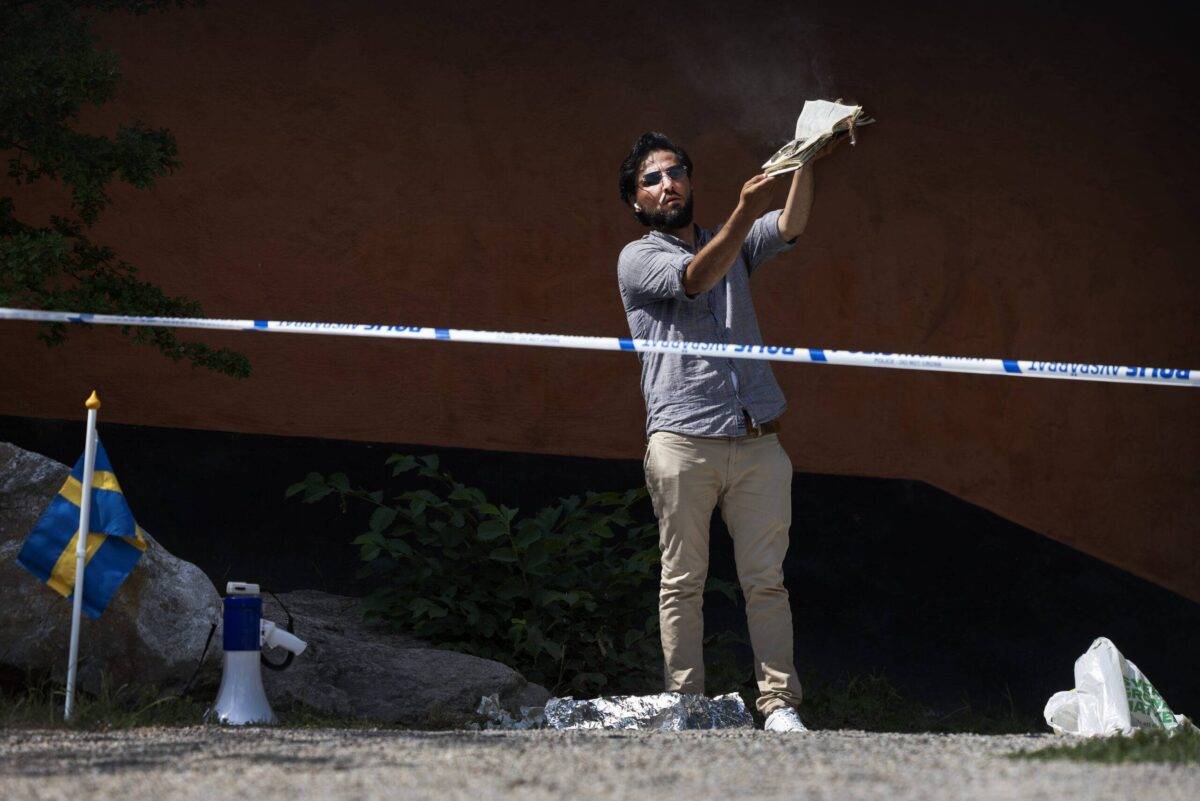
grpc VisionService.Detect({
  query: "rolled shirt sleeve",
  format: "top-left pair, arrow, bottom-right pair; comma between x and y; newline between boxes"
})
617,240 -> 699,308
741,208 -> 797,276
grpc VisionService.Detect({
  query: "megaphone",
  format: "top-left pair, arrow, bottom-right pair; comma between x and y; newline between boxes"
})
210,581 -> 307,725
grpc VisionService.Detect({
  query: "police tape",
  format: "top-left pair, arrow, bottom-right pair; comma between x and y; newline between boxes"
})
1,306 -> 1196,388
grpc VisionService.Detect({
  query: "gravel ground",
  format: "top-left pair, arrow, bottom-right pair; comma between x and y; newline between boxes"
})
0,727 -> 1196,801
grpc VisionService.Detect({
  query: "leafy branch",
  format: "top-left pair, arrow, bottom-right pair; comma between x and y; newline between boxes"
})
0,0 -> 248,377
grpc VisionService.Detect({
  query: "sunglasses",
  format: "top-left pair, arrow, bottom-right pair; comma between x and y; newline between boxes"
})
639,164 -> 689,188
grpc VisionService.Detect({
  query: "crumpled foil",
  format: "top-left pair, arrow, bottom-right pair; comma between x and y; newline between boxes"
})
477,692 -> 753,731
476,694 -> 546,730
546,692 -> 754,731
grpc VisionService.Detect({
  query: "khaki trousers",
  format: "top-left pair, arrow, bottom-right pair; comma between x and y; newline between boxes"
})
644,430 -> 803,716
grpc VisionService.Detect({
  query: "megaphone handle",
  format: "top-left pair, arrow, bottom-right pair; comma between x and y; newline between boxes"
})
261,589 -> 296,672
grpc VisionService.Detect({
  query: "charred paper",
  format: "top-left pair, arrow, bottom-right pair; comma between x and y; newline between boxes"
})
762,99 -> 875,176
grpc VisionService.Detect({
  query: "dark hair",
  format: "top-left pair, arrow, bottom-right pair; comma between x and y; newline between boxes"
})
618,132 -> 693,207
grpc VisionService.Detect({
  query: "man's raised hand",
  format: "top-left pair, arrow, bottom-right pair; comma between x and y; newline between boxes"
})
739,173 -> 779,218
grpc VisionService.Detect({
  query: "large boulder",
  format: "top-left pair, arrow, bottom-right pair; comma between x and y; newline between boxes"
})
0,442 -> 221,693
0,441 -> 551,722
262,590 -> 551,724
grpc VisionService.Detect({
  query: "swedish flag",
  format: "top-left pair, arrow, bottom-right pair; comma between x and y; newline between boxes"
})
16,438 -> 148,619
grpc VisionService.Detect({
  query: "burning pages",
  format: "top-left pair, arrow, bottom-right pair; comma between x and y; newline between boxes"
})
762,99 -> 874,176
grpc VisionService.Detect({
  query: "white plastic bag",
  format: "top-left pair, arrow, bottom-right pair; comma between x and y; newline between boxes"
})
1044,636 -> 1187,736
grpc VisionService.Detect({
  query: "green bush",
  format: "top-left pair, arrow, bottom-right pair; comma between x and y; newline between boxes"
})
288,454 -> 740,696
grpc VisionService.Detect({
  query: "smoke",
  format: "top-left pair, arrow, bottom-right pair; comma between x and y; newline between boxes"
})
668,4 -> 836,147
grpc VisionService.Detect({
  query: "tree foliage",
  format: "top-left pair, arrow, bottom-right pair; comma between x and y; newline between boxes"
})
0,0 -> 249,377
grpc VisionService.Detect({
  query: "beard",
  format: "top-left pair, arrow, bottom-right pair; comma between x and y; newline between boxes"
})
639,194 -> 694,230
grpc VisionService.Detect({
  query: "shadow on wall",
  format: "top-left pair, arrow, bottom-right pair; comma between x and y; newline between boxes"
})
2,415 -> 1197,720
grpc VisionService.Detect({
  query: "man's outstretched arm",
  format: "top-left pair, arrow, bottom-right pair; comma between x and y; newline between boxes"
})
777,165 -> 814,242
682,173 -> 779,296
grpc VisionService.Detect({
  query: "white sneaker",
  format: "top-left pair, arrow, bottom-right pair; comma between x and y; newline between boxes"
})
764,706 -> 809,732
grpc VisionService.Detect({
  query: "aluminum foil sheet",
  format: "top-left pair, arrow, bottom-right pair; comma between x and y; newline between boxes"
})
545,692 -> 754,731
478,692 -> 753,731
476,694 -> 545,730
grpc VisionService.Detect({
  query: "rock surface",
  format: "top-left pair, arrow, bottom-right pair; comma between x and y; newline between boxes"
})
262,590 -> 551,723
0,441 -> 550,721
0,442 -> 222,692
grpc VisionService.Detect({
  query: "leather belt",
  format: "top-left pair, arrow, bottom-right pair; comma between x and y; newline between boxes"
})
741,412 -> 781,439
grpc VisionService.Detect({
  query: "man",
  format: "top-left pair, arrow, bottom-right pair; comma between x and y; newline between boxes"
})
615,131 -> 817,732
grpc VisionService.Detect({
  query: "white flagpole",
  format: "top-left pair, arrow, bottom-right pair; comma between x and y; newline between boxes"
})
63,390 -> 101,722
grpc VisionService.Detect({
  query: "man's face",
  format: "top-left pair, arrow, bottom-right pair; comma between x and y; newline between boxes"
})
634,149 -> 693,230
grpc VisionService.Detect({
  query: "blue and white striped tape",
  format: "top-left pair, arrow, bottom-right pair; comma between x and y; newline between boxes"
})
1,306 -> 1195,388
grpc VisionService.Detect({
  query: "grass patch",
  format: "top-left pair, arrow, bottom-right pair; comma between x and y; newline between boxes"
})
801,672 -> 1037,734
267,700 -> 475,731
4,663 -> 1040,735
706,653 -> 1038,734
1012,725 -> 1200,765
0,674 -> 415,731
0,674 -> 209,730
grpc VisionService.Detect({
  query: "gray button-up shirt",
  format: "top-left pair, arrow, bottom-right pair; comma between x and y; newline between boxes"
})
617,208 -> 796,438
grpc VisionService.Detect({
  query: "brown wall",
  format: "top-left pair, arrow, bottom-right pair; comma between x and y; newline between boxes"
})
2,1 -> 1197,600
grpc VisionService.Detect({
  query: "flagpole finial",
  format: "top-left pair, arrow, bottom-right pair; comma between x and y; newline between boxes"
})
85,391 -> 100,410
